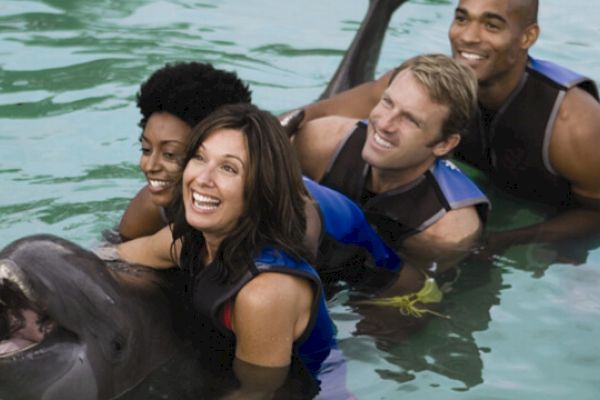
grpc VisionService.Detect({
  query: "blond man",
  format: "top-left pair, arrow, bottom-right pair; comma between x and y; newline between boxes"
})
293,54 -> 490,274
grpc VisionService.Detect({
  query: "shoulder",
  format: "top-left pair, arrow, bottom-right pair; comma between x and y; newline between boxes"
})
556,85 -> 600,125
233,271 -> 314,344
424,206 -> 482,246
294,115 -> 358,144
236,271 -> 313,311
550,86 -> 600,199
293,115 -> 360,181
231,271 -> 314,367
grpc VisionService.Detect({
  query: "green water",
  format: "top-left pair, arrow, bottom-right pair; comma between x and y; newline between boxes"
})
1,0 -> 599,398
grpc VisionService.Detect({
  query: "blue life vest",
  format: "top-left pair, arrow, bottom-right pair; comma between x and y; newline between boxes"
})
190,246 -> 337,375
303,176 -> 401,271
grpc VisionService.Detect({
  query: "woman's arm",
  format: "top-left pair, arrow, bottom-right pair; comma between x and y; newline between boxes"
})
119,186 -> 168,240
232,272 -> 313,366
117,225 -> 179,268
226,272 -> 313,397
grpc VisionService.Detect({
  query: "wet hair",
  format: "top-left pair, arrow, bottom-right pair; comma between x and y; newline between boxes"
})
170,103 -> 311,283
136,62 -> 252,129
388,53 -> 477,140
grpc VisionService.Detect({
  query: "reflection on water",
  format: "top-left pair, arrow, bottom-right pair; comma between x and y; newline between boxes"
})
1,0 -> 599,399
330,261 -> 503,394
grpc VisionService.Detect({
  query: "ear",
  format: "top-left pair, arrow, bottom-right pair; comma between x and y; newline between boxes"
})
432,133 -> 461,157
521,23 -> 539,50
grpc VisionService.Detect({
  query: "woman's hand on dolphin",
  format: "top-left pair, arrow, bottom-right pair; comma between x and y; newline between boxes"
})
93,245 -> 121,261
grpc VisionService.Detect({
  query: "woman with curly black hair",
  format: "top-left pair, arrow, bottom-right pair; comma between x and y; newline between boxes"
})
119,62 -> 251,240
117,62 -> 403,281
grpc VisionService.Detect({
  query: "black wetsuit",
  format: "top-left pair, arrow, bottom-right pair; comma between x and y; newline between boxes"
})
321,120 -> 490,248
454,57 -> 599,207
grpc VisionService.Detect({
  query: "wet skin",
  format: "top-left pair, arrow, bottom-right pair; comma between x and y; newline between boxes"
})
182,128 -> 248,257
139,112 -> 190,208
363,69 -> 452,191
448,0 -> 539,108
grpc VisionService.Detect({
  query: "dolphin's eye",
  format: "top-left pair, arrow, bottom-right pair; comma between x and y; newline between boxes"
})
106,334 -> 127,360
111,339 -> 123,353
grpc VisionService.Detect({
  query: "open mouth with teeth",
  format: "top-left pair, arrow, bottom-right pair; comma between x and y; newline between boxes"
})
148,179 -> 173,191
192,192 -> 221,210
456,50 -> 490,69
0,264 -> 69,359
459,51 -> 486,61
373,132 -> 393,149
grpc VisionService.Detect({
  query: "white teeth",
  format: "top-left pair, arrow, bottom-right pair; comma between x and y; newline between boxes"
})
192,192 -> 220,210
149,179 -> 169,188
461,51 -> 485,60
0,260 -> 37,304
374,132 -> 393,149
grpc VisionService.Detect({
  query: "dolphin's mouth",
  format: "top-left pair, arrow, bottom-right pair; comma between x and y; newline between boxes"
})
0,260 -> 60,358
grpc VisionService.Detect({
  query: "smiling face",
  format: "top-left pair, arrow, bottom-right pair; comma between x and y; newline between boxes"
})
139,112 -> 191,207
362,69 -> 452,188
449,0 -> 537,88
182,128 -> 248,246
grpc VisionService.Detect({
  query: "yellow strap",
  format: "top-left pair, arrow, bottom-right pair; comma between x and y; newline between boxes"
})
358,278 -> 450,319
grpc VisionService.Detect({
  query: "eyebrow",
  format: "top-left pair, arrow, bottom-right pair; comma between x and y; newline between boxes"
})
198,144 -> 246,166
401,110 -> 423,128
482,12 -> 508,24
381,90 -> 394,102
381,90 -> 424,127
455,7 -> 508,25
139,134 -> 186,145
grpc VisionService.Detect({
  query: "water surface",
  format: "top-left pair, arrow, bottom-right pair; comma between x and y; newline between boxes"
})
1,0 -> 599,398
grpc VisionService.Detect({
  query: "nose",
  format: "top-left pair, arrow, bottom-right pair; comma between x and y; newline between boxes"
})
459,21 -> 481,45
194,165 -> 216,187
375,110 -> 395,133
140,151 -> 161,173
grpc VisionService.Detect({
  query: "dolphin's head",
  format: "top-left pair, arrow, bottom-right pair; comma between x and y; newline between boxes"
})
0,234 -> 179,400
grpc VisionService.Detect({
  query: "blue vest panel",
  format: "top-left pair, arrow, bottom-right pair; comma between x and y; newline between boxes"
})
303,176 -> 401,271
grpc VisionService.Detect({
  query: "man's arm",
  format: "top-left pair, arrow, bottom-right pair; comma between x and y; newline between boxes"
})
486,87 -> 600,253
402,206 -> 483,274
119,186 -> 167,241
283,71 -> 393,134
552,86 -> 600,205
292,115 -> 357,181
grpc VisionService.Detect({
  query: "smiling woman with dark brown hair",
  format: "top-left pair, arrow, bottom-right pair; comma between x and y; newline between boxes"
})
115,103 -> 336,397
119,62 -> 252,241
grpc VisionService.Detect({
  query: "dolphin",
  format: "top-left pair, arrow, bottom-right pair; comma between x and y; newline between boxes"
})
281,0 -> 407,134
0,235 -> 181,400
318,0 -> 408,99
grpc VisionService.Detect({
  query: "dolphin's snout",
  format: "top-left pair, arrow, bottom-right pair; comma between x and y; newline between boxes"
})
0,259 -> 37,304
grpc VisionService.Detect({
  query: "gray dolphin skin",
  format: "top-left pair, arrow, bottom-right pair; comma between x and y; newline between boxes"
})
0,235 -> 180,400
318,0 -> 407,99
280,0 -> 406,134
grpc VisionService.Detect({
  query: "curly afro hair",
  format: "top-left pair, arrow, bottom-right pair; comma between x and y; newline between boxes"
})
136,62 -> 252,129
